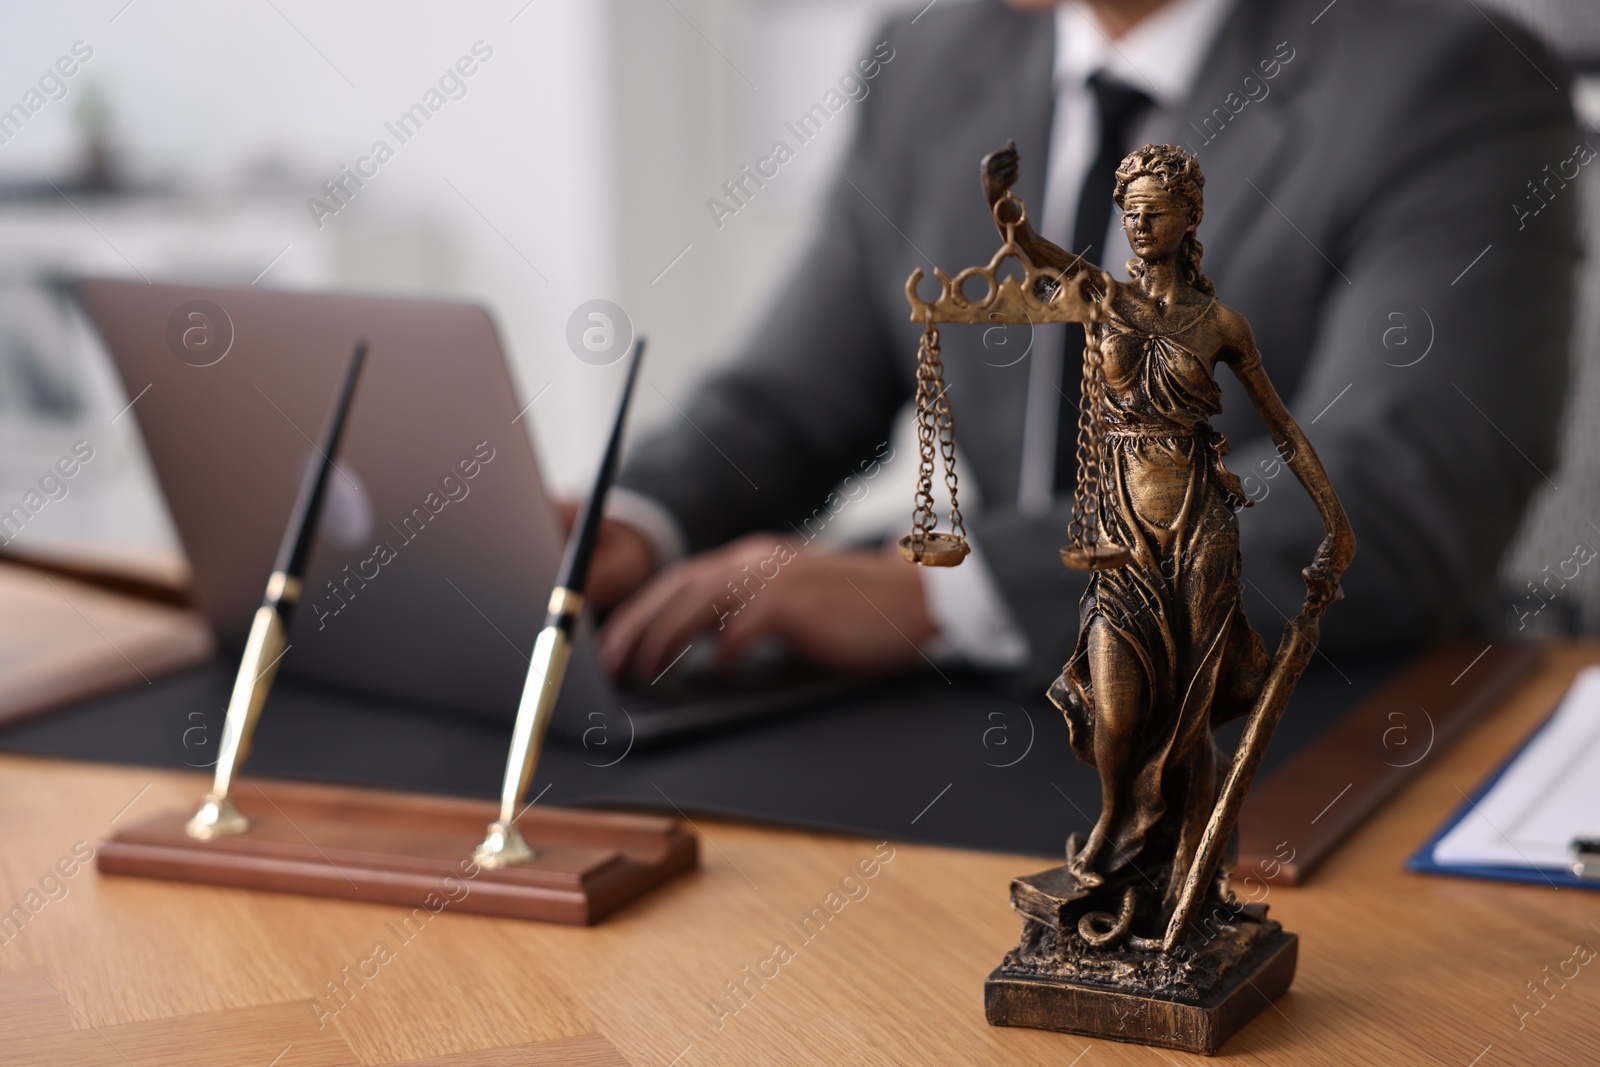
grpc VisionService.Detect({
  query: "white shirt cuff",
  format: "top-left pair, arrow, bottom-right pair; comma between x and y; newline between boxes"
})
917,539 -> 1031,669
604,488 -> 689,565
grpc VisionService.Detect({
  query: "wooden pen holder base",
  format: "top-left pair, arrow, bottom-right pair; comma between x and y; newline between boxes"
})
97,779 -> 697,925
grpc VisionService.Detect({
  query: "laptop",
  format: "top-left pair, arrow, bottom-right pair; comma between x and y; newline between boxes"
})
75,278 -> 859,746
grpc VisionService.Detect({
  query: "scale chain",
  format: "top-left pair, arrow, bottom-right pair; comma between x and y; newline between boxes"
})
909,324 -> 966,551
1067,295 -> 1110,553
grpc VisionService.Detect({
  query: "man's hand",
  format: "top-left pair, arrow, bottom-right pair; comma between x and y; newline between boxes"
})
599,533 -> 937,684
554,502 -> 657,613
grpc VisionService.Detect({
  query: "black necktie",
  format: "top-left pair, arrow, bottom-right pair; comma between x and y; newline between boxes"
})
1054,74 -> 1153,495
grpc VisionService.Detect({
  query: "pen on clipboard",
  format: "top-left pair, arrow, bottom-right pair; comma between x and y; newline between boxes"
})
1571,838 -> 1600,879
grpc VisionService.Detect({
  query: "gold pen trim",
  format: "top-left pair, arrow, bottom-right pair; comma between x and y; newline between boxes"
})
265,571 -> 303,604
547,587 -> 584,617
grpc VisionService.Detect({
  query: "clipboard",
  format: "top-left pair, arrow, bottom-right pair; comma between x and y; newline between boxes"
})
1407,664 -> 1600,891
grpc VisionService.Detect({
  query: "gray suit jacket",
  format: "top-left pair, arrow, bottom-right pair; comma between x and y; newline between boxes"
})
616,0 -> 1579,686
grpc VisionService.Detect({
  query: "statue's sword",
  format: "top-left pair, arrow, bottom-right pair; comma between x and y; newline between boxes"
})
1161,579 -> 1342,954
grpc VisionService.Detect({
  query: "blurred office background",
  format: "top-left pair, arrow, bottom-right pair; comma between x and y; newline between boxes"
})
0,0 -> 1596,632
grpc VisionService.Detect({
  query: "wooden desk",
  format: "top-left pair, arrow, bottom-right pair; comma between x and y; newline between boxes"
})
3,645 -> 1600,1065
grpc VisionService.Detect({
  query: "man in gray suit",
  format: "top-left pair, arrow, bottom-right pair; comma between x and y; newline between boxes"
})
589,0 -> 1578,689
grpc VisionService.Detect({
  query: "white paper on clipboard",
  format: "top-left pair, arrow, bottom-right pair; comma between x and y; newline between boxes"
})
1432,665 -> 1600,870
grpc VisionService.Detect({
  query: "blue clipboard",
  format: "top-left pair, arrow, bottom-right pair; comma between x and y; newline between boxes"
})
1406,697 -> 1600,891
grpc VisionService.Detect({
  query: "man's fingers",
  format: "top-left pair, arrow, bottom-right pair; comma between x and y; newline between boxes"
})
632,589 -> 728,682
598,536 -> 916,680
600,569 -> 692,675
714,593 -> 784,671
601,559 -> 738,679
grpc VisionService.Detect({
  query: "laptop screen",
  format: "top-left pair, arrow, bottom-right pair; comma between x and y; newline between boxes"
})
76,278 -> 611,723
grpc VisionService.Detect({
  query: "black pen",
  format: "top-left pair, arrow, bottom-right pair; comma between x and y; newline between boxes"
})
475,336 -> 647,867
187,341 -> 368,840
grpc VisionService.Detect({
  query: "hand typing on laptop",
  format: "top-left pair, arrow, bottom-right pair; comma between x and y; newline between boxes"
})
559,504 -> 933,685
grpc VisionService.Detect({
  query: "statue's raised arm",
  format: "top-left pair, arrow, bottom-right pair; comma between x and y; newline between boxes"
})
981,140 -> 1102,278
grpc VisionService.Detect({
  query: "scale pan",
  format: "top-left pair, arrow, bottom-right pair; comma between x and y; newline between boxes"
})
897,532 -> 970,567
1060,543 -> 1132,571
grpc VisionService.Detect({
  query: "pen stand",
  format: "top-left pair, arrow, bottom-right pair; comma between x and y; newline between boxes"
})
98,778 -> 697,925
93,606 -> 695,924
98,336 -> 695,923
93,585 -> 695,924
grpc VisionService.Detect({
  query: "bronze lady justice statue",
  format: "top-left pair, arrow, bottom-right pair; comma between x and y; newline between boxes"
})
905,142 -> 1354,1052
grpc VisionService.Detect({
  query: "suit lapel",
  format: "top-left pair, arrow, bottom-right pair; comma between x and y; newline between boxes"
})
1152,0 -> 1308,282
1005,12 -> 1058,217
924,6 -> 1056,507
938,6 -> 1056,269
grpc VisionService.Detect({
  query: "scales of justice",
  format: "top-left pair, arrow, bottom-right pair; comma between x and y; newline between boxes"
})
899,142 -> 1354,1055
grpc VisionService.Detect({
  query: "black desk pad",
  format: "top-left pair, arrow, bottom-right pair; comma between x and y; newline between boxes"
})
0,651 -> 1408,858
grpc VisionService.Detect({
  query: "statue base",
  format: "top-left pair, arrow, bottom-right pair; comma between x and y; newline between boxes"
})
985,864 -> 1297,1055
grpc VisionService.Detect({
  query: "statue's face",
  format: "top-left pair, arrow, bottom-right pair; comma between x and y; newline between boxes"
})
1120,177 -> 1193,263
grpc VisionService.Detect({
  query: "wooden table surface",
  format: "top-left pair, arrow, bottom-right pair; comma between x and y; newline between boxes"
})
3,644 -> 1600,1066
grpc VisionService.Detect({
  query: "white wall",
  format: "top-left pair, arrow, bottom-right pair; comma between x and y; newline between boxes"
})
0,0 -> 615,481
0,0 -> 931,561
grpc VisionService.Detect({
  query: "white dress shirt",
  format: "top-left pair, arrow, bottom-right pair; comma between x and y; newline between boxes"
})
612,0 -> 1236,671
1016,0 -> 1237,514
